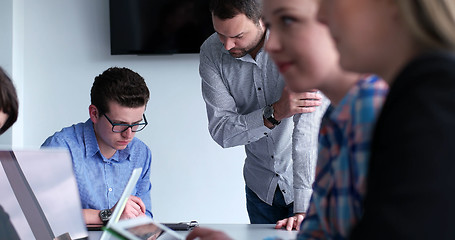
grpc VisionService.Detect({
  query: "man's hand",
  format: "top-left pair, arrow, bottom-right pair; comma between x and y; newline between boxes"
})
114,195 -> 146,220
186,227 -> 233,240
273,87 -> 322,121
275,213 -> 306,231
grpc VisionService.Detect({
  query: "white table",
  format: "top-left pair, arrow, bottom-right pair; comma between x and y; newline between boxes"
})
88,224 -> 298,240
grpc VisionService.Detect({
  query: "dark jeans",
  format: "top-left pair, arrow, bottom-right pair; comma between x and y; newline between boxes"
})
246,185 -> 294,224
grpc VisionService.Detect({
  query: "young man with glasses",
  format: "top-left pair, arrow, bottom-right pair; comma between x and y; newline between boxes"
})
41,67 -> 152,225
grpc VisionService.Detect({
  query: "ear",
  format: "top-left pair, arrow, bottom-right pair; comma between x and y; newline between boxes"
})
89,105 -> 99,123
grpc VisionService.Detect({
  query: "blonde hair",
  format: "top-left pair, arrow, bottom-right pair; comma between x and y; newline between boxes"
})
398,0 -> 455,51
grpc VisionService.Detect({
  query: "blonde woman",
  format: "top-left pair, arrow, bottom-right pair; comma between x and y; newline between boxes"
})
318,0 -> 455,239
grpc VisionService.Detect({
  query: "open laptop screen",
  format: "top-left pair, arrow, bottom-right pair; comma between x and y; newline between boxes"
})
0,149 -> 88,240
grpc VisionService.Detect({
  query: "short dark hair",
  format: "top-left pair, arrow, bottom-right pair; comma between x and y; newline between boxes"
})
209,0 -> 262,25
0,67 -> 19,134
90,67 -> 150,116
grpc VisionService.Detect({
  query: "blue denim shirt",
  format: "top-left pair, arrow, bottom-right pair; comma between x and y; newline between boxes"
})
41,119 -> 153,218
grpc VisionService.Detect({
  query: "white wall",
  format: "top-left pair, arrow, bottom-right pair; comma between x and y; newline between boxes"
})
0,0 -> 13,145
8,0 -> 249,223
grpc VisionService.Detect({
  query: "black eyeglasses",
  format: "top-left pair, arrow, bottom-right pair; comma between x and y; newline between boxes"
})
103,113 -> 148,133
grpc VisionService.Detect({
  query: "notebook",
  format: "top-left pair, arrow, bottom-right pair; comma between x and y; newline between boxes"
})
108,216 -> 184,240
0,149 -> 88,240
100,167 -> 143,240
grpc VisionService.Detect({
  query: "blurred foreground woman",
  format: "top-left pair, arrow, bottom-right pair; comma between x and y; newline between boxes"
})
318,0 -> 455,239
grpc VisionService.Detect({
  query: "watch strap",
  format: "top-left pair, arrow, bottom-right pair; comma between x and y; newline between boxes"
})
267,115 -> 280,125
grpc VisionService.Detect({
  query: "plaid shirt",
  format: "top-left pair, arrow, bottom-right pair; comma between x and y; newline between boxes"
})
298,75 -> 388,239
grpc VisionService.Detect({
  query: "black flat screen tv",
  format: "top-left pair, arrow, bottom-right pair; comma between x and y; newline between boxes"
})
109,0 -> 214,55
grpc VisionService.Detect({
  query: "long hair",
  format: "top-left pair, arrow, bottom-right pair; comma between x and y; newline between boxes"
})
398,0 -> 455,51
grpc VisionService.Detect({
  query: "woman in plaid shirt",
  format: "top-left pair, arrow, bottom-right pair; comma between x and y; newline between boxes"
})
264,0 -> 388,238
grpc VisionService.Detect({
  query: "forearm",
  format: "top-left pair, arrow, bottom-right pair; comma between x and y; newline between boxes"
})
292,140 -> 317,213
292,133 -> 317,213
207,107 -> 271,148
136,190 -> 152,218
83,209 -> 102,225
292,145 -> 317,213
137,156 -> 153,218
293,188 -> 313,213
292,100 -> 329,212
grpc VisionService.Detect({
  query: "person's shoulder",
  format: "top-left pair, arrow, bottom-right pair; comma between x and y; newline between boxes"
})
418,52 -> 455,81
356,75 -> 389,97
129,137 -> 151,152
200,33 -> 224,58
55,122 -> 86,137
127,138 -> 152,165
42,121 -> 87,146
410,51 -> 455,71
200,33 -> 221,49
396,51 -> 455,87
349,75 -> 388,120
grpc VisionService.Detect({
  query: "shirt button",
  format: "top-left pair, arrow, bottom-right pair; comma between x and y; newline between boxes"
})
108,188 -> 113,192
264,132 -> 268,136
258,87 -> 262,91
282,189 -> 286,194
276,173 -> 279,177
271,155 -> 274,159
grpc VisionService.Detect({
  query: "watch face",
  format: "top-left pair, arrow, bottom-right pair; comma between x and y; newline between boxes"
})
263,105 -> 273,118
263,105 -> 280,125
100,209 -> 112,221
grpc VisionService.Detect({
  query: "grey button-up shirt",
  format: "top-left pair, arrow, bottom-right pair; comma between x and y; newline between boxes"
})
199,33 -> 329,213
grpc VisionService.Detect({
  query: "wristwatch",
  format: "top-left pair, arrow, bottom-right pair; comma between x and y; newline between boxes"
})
263,105 -> 281,126
99,209 -> 112,224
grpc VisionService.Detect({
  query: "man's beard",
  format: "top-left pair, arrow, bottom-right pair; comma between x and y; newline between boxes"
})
228,31 -> 266,58
228,48 -> 248,58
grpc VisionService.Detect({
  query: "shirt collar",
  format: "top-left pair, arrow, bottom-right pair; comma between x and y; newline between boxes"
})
83,119 -> 131,162
329,77 -> 371,124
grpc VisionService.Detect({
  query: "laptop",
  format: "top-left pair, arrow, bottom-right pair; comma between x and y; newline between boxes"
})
0,149 -> 88,240
100,167 -> 143,240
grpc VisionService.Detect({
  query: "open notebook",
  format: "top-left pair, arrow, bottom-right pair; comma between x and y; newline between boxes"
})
0,149 -> 88,240
107,216 -> 184,240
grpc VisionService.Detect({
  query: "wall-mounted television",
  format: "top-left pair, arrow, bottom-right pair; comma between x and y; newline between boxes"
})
109,0 -> 214,55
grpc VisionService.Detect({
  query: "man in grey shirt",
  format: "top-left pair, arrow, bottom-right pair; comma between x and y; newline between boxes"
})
200,0 -> 329,224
